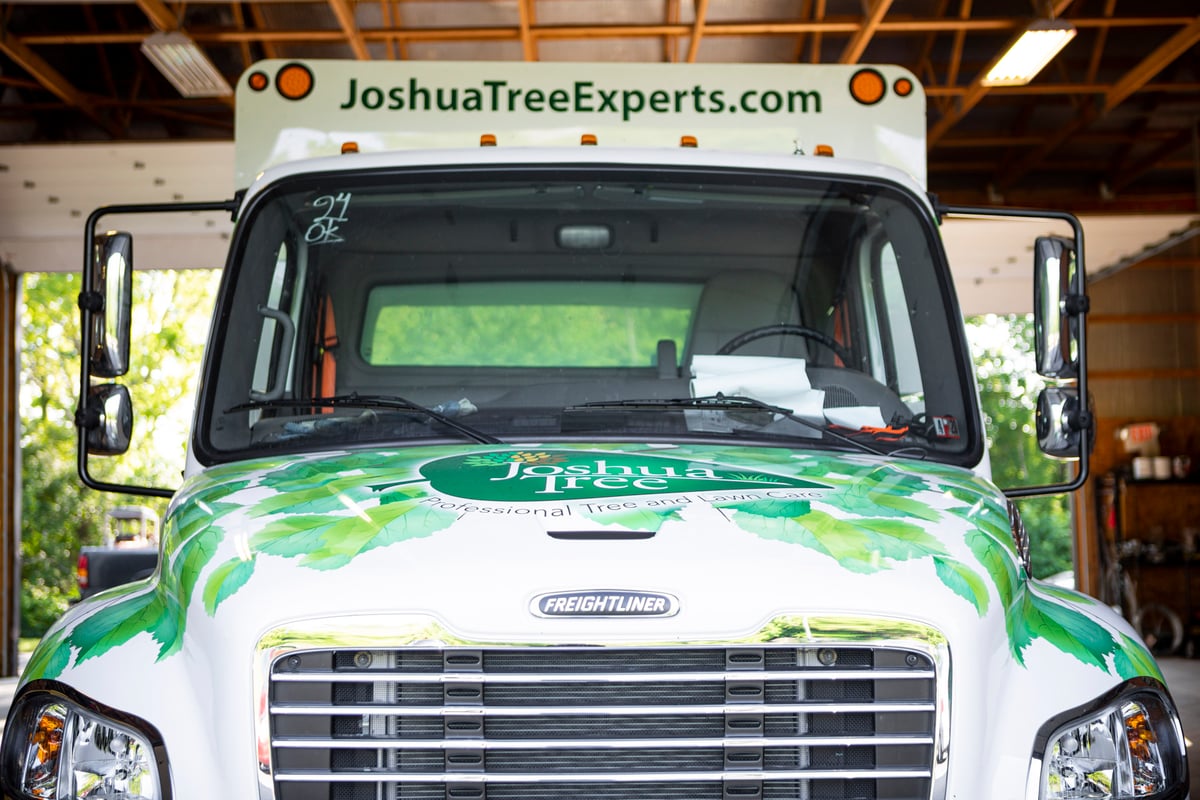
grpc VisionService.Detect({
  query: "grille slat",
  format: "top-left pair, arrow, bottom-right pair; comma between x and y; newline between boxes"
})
269,645 -> 939,800
274,769 -> 932,782
272,701 -> 936,716
274,734 -> 934,750
274,669 -> 933,683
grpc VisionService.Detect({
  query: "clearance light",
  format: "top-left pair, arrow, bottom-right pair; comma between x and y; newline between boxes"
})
580,133 -> 598,146
340,142 -> 359,154
983,18 -> 1076,87
480,133 -> 497,147
680,135 -> 698,148
814,144 -> 835,157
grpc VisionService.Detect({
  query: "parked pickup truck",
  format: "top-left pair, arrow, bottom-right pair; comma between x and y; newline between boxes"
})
75,505 -> 159,601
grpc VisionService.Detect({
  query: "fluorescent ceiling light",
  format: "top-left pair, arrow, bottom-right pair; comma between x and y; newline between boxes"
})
140,31 -> 232,98
982,18 -> 1076,87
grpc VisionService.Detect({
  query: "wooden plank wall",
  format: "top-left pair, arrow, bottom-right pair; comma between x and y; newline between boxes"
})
1075,233 -> 1200,600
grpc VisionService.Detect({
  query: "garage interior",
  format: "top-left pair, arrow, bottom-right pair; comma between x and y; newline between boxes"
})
0,0 -> 1196,683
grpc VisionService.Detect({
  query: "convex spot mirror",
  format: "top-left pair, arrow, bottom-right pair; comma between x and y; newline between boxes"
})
85,383 -> 133,456
1033,235 -> 1082,380
1036,386 -> 1094,460
88,231 -> 133,378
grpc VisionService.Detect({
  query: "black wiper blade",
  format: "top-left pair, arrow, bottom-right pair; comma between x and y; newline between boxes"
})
570,395 -> 790,413
225,393 -> 502,445
568,394 -> 897,457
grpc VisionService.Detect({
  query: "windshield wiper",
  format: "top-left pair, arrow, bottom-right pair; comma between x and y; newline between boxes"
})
567,394 -> 924,458
225,393 -> 502,445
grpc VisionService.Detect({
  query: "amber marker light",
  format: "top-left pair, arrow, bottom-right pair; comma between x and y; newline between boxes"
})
893,77 -> 914,97
849,68 -> 886,106
581,133 -> 598,145
814,144 -> 835,157
247,71 -> 270,92
275,63 -> 315,101
480,133 -> 497,146
30,708 -> 65,763
340,142 -> 359,154
680,135 -> 698,148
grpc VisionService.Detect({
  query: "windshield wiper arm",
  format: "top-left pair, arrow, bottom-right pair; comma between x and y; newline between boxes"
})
225,393 -> 502,445
568,394 -> 896,457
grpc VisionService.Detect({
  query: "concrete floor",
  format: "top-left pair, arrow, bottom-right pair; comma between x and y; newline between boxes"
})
1160,656 -> 1200,795
0,654 -> 1194,793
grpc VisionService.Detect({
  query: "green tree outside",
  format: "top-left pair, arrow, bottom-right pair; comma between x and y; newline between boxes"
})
19,269 -> 218,636
965,314 -> 1074,580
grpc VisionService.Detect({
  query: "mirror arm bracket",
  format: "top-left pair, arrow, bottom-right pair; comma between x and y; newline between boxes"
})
74,405 -> 100,431
1065,294 -> 1090,315
77,290 -> 104,313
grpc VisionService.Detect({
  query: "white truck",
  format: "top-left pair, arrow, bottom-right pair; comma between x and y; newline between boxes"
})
2,60 -> 1189,800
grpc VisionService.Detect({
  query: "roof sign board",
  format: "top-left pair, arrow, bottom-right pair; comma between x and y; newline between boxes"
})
234,59 -> 926,189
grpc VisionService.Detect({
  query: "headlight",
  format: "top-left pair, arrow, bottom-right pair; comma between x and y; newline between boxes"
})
2,684 -> 166,800
1035,683 -> 1188,799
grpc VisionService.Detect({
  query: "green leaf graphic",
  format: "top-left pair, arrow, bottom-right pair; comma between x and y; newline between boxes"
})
728,505 -> 947,574
933,556 -> 990,616
1111,631 -> 1164,682
174,524 -> 222,611
69,588 -> 183,665
965,529 -> 1019,610
23,627 -> 72,681
714,498 -> 811,519
203,557 -> 257,614
581,505 -> 684,531
249,497 -> 455,570
1008,587 -> 1116,670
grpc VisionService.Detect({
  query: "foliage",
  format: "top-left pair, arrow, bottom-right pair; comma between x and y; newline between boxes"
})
19,270 -> 218,636
965,314 -> 1073,580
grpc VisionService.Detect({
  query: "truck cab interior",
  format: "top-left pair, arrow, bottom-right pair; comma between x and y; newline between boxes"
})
199,165 -> 977,465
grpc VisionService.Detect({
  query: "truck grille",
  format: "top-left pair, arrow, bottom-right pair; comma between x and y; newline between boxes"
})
268,645 -> 939,800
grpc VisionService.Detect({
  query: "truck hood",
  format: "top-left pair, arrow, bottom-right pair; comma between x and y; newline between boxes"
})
27,442 -> 1155,686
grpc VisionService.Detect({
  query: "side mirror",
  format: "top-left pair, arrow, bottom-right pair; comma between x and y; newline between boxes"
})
1033,236 -> 1083,380
88,231 -> 134,378
1036,386 -> 1095,460
83,384 -> 134,456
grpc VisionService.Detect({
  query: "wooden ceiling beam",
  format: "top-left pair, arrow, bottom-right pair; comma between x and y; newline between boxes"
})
806,0 -> 826,64
684,0 -> 709,63
838,0 -> 892,65
393,0 -> 409,59
248,4 -> 282,59
327,0 -> 372,59
1102,16 -> 1200,114
945,0 -> 969,89
788,0 -> 812,64
134,0 -> 177,32
0,29 -> 122,137
518,0 -> 538,61
1084,0 -> 1117,84
998,16 -> 1200,190
21,15 -> 1200,48
1110,126 -> 1195,194
228,3 -> 255,72
664,0 -> 679,62
924,81 -> 1200,97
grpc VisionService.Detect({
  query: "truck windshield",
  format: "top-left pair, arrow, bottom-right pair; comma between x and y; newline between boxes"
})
198,165 -> 978,464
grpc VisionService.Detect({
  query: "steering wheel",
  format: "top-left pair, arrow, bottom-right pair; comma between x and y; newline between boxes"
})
716,324 -> 852,364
